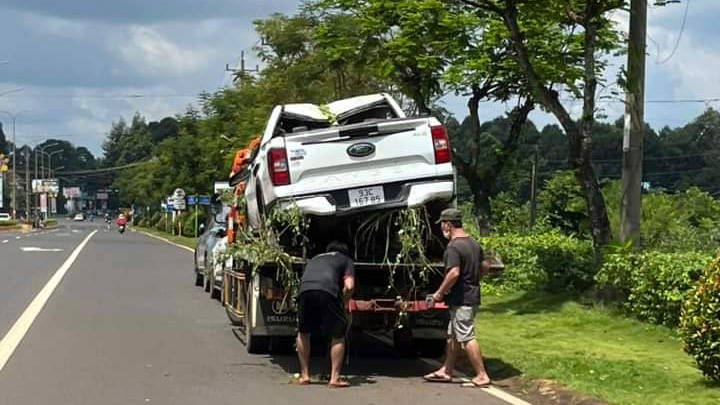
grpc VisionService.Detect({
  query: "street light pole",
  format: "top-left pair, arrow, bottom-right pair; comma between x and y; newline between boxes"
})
0,110 -> 31,219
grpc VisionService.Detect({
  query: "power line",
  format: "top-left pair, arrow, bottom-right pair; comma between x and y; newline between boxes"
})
0,93 -> 201,99
545,151 -> 720,164
55,160 -> 151,176
656,0 -> 690,64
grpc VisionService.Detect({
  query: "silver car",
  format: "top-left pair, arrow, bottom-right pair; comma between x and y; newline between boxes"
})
193,206 -> 228,300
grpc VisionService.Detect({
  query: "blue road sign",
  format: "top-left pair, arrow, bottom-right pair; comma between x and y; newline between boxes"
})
198,195 -> 211,205
187,195 -> 197,205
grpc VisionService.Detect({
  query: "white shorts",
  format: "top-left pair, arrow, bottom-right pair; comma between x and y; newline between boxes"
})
447,306 -> 476,343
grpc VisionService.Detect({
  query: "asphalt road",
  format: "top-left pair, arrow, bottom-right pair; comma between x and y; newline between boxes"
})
0,219 -> 513,405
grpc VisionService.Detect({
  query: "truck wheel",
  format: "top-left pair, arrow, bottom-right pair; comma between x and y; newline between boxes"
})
204,274 -> 211,293
194,272 -> 203,287
224,274 -> 244,326
393,329 -> 416,357
415,338 -> 446,358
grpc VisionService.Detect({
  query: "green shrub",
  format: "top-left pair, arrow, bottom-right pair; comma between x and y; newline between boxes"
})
596,251 -> 712,327
45,219 -> 57,227
0,220 -> 18,227
149,212 -> 162,228
482,231 -> 594,292
681,256 -> 720,381
155,216 -> 169,232
182,210 -> 207,237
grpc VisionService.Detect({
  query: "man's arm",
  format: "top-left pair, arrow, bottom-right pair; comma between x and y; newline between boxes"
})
433,267 -> 459,302
342,275 -> 355,307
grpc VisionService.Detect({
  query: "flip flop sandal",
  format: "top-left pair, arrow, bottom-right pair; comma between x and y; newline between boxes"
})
461,380 -> 492,388
328,381 -> 350,388
423,372 -> 453,383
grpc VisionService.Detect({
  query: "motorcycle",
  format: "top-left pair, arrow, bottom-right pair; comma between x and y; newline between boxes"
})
118,224 -> 126,234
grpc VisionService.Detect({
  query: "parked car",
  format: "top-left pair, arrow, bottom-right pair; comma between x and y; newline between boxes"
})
194,205 -> 229,300
73,213 -> 85,221
0,213 -> 11,222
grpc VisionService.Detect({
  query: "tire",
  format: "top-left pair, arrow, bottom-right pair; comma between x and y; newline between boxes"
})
210,284 -> 221,301
195,272 -> 203,287
393,328 -> 416,357
415,338 -> 446,358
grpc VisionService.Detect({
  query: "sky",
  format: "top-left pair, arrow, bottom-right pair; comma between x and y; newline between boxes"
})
0,0 -> 718,157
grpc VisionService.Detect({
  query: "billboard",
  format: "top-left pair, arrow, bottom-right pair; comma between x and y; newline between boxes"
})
63,187 -> 81,198
33,179 -> 60,194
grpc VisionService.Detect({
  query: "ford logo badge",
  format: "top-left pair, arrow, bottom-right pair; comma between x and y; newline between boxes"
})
347,142 -> 375,157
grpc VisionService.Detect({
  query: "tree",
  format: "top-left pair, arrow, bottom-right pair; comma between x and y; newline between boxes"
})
0,123 -> 7,155
310,0 -> 474,114
459,0 -> 625,251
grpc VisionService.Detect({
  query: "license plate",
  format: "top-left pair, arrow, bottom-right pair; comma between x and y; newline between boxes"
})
348,186 -> 385,208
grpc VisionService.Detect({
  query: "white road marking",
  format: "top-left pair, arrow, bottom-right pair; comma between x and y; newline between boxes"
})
0,230 -> 97,372
20,247 -> 64,252
365,332 -> 533,405
138,230 -> 194,252
2,240 -> 8,244
15,236 -> 20,239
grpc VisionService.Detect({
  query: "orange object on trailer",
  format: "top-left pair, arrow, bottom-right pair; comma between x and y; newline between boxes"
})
226,137 -> 260,244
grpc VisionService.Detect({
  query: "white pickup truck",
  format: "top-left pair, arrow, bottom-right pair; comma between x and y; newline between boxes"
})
229,93 -> 457,354
244,93 -> 455,230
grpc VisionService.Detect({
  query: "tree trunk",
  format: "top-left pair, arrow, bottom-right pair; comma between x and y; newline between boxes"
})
499,2 -> 611,251
473,186 -> 492,236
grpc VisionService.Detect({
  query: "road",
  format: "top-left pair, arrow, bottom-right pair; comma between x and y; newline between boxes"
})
0,220 -> 514,405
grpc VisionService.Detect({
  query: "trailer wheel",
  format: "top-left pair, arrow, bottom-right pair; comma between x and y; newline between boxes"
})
415,338 -> 446,358
393,329 -> 416,357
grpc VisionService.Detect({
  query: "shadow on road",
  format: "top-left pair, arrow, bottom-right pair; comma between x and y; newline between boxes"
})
231,326 -> 522,385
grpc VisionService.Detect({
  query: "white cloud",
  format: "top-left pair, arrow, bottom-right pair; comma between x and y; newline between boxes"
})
21,13 -> 88,39
116,26 -> 214,78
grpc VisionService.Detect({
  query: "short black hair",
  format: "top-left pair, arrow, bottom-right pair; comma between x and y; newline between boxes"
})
448,220 -> 463,229
326,240 -> 351,257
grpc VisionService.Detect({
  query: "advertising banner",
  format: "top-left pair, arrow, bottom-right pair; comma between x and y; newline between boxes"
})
63,187 -> 81,198
40,193 -> 48,213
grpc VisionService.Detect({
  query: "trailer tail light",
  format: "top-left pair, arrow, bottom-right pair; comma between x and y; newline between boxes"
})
268,148 -> 290,186
431,125 -> 451,164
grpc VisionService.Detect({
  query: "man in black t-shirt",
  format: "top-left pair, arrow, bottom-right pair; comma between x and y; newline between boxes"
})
423,208 -> 491,388
296,241 -> 355,388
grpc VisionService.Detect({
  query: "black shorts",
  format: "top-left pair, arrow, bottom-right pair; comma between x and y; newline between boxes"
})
297,290 -> 347,339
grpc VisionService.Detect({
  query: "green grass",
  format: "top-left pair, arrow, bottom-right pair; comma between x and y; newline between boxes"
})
476,291 -> 720,405
135,226 -> 197,250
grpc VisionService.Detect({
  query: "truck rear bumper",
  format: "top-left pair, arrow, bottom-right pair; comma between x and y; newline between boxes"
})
276,177 -> 454,216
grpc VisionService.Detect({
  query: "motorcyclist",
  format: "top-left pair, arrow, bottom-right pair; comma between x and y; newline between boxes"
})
116,214 -> 127,233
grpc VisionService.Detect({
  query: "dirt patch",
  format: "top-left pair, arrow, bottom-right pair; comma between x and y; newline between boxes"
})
455,358 -> 607,405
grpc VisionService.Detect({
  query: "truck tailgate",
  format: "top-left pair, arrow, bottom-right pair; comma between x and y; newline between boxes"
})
283,118 -> 443,196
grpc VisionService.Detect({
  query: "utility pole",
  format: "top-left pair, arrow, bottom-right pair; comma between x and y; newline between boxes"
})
225,51 -> 259,84
24,148 -> 30,217
620,0 -> 647,243
530,145 -> 539,227
0,110 -> 31,219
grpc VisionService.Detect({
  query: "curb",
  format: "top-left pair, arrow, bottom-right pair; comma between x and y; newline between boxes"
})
135,229 -> 194,253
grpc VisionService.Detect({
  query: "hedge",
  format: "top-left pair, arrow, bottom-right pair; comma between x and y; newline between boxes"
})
480,231 -> 594,292
0,220 -> 18,227
681,256 -> 720,381
595,251 -> 713,327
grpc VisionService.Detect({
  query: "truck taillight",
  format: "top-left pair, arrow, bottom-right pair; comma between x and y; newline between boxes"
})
268,148 -> 290,186
431,125 -> 451,164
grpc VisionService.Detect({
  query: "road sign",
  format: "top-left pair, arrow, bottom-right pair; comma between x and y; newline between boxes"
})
187,195 -> 197,205
214,181 -> 231,194
172,188 -> 186,210
198,195 -> 211,205
96,192 -> 109,200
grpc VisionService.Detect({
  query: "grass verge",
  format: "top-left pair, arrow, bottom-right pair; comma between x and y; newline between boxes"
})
475,291 -> 720,405
135,226 -> 196,250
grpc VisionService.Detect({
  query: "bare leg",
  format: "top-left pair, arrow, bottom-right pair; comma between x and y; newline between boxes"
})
425,338 -> 457,380
464,339 -> 490,384
328,338 -> 347,386
296,333 -> 311,383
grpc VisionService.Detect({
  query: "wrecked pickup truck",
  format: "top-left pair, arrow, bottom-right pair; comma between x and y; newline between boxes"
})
223,93 -> 457,355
